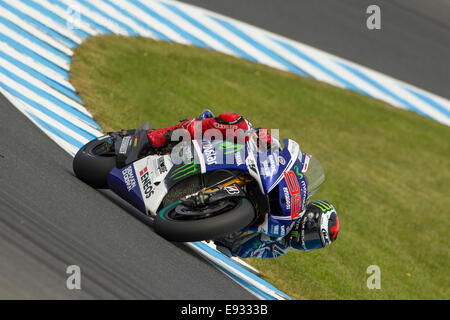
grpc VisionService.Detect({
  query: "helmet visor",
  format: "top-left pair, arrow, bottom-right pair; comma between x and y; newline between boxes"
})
303,156 -> 325,199
301,213 -> 324,250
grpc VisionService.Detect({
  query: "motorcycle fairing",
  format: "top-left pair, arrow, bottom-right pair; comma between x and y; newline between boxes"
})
198,139 -> 248,173
245,143 -> 308,237
108,154 -> 173,215
199,138 -> 309,237
108,165 -> 146,213
108,138 -> 309,234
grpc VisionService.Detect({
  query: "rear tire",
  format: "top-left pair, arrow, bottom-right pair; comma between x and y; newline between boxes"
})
154,197 -> 256,242
73,137 -> 116,189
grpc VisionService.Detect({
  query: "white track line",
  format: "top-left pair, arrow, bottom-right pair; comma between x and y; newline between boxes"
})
85,0 -> 156,38
3,0 -> 83,44
108,0 -> 190,44
32,0 -> 100,36
0,6 -> 73,56
203,241 -> 261,275
58,0 -> 129,36
36,124 -> 80,156
0,56 -> 91,116
142,0 -> 235,55
0,73 -> 100,136
402,83 -> 450,112
355,65 -> 450,125
0,41 -> 75,90
0,21 -> 70,71
278,38 -> 404,106
0,86 -> 80,155
246,29 -> 343,86
193,13 -> 290,71
17,99 -> 91,144
188,242 -> 287,300
345,58 -> 450,120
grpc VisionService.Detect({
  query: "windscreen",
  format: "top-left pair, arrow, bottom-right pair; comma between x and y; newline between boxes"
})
303,156 -> 325,199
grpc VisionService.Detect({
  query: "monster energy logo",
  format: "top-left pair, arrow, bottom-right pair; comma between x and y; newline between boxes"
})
170,160 -> 198,180
252,239 -> 263,249
293,165 -> 303,179
219,141 -> 244,155
310,200 -> 332,212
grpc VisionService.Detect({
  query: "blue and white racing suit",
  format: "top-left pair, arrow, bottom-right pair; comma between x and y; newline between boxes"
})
215,232 -> 292,259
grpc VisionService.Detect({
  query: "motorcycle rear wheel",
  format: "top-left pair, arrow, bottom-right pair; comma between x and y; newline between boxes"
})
73,137 -> 116,189
154,197 -> 256,242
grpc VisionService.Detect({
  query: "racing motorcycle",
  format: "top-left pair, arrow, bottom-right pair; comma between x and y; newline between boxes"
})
73,123 -> 325,242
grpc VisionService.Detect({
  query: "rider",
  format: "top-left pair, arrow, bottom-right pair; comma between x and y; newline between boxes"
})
144,110 -> 339,258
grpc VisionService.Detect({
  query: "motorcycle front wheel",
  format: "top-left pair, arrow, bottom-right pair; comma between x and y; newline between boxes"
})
154,197 -> 256,242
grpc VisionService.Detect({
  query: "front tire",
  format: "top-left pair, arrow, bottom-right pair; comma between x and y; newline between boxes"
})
154,197 -> 256,242
73,137 -> 116,188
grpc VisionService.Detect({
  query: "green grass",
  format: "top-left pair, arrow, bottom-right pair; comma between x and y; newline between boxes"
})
71,35 -> 450,300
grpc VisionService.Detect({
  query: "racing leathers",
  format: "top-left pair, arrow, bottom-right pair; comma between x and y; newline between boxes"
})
144,110 -> 271,154
214,232 -> 292,259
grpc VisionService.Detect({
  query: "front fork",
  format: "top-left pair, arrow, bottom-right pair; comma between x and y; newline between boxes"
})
181,175 -> 268,227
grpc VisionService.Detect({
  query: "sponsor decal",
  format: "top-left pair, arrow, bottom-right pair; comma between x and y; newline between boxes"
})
268,154 -> 279,176
224,185 -> 240,195
247,158 -> 257,174
119,136 -> 132,154
139,167 -> 154,199
294,165 -> 304,179
278,156 -> 286,165
269,154 -> 277,168
234,151 -> 244,166
252,239 -> 263,249
122,166 -> 137,192
260,159 -> 270,177
272,224 -> 279,235
170,160 -> 198,180
302,154 -> 312,173
156,157 -> 167,175
301,222 -> 306,249
280,225 -> 286,237
283,171 -> 302,219
261,154 -> 279,177
321,228 -> 330,246
203,140 -> 217,165
320,210 -> 332,245
301,180 -> 307,212
219,141 -> 244,155
213,122 -> 238,130
283,187 -> 291,210
311,200 -> 333,212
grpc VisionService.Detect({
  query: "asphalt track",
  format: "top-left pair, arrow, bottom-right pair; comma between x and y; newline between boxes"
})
0,0 -> 448,299
182,0 -> 450,99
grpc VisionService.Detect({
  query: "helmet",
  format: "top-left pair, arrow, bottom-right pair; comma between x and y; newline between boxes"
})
289,200 -> 339,251
197,109 -> 215,120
